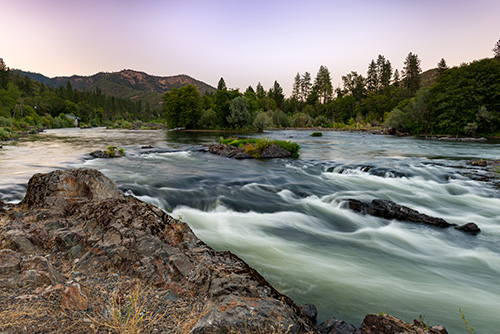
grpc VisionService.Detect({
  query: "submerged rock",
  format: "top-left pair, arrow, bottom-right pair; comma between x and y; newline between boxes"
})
344,199 -> 480,234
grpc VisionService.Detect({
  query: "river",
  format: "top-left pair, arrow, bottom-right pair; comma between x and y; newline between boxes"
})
1,128 -> 499,333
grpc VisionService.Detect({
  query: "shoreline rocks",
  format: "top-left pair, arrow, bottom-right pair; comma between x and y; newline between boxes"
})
0,169 -> 449,333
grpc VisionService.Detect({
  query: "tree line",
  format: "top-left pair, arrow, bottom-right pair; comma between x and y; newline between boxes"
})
0,58 -> 162,139
2,39 -> 499,139
164,41 -> 500,136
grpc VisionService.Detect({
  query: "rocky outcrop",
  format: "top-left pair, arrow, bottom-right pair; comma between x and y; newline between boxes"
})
359,314 -> 447,334
208,143 -> 253,159
0,169 -> 449,333
90,146 -> 125,158
0,168 -> 314,333
344,199 -> 480,234
208,143 -> 292,159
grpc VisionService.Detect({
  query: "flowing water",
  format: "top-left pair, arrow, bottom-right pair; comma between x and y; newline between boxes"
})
1,128 -> 500,333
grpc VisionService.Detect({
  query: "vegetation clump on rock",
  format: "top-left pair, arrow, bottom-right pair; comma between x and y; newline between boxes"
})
90,146 -> 125,158
214,136 -> 300,159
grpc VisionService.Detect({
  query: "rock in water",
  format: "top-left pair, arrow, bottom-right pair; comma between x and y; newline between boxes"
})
455,222 -> 481,235
344,199 -> 480,234
360,314 -> 448,334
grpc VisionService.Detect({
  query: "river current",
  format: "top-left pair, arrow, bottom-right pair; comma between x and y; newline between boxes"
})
1,128 -> 499,333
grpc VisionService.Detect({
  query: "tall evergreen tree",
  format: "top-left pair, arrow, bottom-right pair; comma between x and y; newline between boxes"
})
366,60 -> 378,92
492,38 -> 500,58
301,72 -> 312,102
292,72 -> 301,101
314,65 -> 333,104
217,77 -> 227,91
437,58 -> 449,76
393,69 -> 400,87
268,80 -> 285,109
342,71 -> 366,101
256,82 -> 266,99
0,58 -> 10,90
380,59 -> 393,90
402,52 -> 422,94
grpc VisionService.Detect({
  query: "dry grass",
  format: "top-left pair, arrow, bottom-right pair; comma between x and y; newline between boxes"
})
0,298 -> 54,331
88,280 -> 169,334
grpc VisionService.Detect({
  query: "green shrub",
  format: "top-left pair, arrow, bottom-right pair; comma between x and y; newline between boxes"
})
253,112 -> 270,132
311,132 -> 323,137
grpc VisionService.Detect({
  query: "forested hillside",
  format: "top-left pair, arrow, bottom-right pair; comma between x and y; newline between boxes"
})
1,59 -> 163,139
12,69 -> 216,108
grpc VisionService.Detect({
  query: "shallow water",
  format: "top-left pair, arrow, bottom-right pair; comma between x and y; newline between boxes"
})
1,128 -> 499,333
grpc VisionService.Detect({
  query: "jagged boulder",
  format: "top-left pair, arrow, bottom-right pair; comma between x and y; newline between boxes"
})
1,168 -> 315,333
20,168 -> 124,208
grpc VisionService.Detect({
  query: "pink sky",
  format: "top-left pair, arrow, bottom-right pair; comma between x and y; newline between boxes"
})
1,0 -> 499,95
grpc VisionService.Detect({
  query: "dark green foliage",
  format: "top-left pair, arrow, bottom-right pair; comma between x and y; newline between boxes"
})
253,112 -> 270,132
428,58 -> 500,135
314,65 -> 333,104
493,38 -> 500,59
163,85 -> 202,129
437,58 -> 449,76
311,131 -> 323,137
342,71 -> 366,101
217,77 -> 227,91
0,58 -> 9,90
268,81 -> 285,110
227,96 -> 250,129
402,52 -> 422,94
384,88 -> 431,133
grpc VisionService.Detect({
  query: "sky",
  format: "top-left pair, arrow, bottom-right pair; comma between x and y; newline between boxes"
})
1,0 -> 499,96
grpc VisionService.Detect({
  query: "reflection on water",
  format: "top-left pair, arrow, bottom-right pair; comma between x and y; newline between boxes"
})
1,128 -> 500,334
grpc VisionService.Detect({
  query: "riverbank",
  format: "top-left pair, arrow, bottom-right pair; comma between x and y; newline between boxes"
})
0,168 -> 449,333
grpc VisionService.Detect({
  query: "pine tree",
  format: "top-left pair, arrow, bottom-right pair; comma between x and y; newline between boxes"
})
437,58 -> 449,76
393,69 -> 400,87
268,80 -> 285,109
301,72 -> 312,102
402,52 -> 422,94
0,58 -> 10,90
380,59 -> 393,90
366,60 -> 378,92
492,38 -> 500,58
342,71 -> 366,101
314,65 -> 333,104
217,77 -> 227,91
292,72 -> 301,101
256,82 -> 266,99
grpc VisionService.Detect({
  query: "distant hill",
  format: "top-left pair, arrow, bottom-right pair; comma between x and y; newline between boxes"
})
419,68 -> 439,89
12,69 -> 216,107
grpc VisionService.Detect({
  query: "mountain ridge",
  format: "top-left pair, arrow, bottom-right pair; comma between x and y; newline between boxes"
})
12,69 -> 216,106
